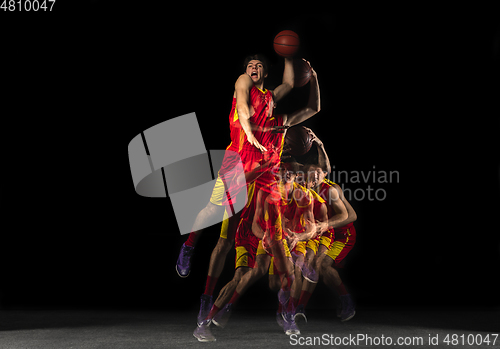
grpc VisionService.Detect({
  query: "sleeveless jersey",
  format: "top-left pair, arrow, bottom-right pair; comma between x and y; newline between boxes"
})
227,85 -> 280,153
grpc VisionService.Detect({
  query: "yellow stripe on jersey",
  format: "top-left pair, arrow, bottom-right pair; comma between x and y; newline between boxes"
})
245,182 -> 256,209
323,178 -> 337,187
295,190 -> 313,208
274,213 -> 282,240
233,105 -> 239,122
309,187 -> 326,203
239,129 -> 245,152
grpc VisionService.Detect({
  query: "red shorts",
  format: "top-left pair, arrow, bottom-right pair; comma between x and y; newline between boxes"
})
219,146 -> 280,207
325,225 -> 356,266
234,218 -> 262,269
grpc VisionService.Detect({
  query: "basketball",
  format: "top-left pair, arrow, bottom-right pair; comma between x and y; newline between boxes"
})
293,59 -> 312,88
273,30 -> 300,57
284,126 -> 314,156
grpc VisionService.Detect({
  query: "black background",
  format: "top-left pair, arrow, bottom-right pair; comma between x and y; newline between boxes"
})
2,5 -> 499,311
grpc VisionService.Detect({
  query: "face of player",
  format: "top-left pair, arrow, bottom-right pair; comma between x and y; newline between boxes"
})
306,166 -> 325,189
295,171 -> 305,187
246,60 -> 267,84
277,164 -> 296,185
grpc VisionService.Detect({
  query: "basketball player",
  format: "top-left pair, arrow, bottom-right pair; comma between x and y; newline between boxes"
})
294,131 -> 357,322
176,54 -> 294,279
192,61 -> 320,342
194,161 -> 318,340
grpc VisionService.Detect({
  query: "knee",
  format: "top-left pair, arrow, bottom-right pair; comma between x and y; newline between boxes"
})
233,267 -> 249,283
217,237 -> 232,254
269,275 -> 280,292
255,265 -> 268,279
204,202 -> 221,216
321,257 -> 332,272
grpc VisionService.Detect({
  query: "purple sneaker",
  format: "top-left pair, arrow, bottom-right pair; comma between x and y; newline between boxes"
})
212,303 -> 233,328
302,264 -> 318,283
193,319 -> 215,342
294,304 -> 308,323
282,311 -> 300,335
176,243 -> 194,278
339,294 -> 355,322
197,294 -> 213,324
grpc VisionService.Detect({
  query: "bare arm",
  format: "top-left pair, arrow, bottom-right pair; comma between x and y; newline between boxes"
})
271,57 -> 294,102
235,74 -> 267,152
304,127 -> 331,174
333,184 -> 357,226
315,186 -> 349,233
283,62 -> 320,127
326,186 -> 349,228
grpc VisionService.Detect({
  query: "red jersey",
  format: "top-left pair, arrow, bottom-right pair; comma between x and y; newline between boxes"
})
219,85 -> 283,206
226,86 -> 279,153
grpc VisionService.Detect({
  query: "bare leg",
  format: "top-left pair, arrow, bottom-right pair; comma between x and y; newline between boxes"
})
235,254 -> 272,295
214,267 -> 249,308
187,202 -> 225,245
321,256 -> 342,289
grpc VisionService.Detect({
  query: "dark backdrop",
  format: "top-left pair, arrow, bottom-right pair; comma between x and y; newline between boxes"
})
3,5 -> 499,311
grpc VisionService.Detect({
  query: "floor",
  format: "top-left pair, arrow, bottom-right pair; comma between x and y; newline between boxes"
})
1,308 -> 499,348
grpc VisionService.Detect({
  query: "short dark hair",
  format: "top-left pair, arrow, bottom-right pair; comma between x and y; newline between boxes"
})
303,163 -> 322,174
281,157 -> 302,173
242,54 -> 269,75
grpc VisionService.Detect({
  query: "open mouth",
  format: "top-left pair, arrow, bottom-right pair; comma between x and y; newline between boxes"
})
251,72 -> 258,78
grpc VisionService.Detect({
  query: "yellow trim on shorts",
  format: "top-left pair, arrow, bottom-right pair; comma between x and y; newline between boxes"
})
320,235 -> 332,249
220,209 -> 229,239
235,245 -> 249,269
325,229 -> 350,261
294,241 -> 307,256
325,240 -> 346,261
306,239 -> 319,254
209,176 -> 225,206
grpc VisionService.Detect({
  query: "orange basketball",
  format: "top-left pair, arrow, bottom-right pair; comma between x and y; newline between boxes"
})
273,30 -> 300,58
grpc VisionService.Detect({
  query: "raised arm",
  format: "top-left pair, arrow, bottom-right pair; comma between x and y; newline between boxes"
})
283,61 -> 320,127
235,74 -> 267,153
271,57 -> 294,102
304,127 -> 331,174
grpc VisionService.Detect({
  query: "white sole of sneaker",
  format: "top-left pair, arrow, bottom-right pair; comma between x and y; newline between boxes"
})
294,313 -> 308,323
176,265 -> 190,278
212,319 -> 224,328
193,333 -> 216,342
341,310 -> 356,322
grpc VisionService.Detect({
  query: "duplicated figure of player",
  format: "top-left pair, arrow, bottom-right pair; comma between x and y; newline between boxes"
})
176,54 -> 294,278
194,161 -> 318,341
292,130 -> 357,322
193,63 -> 321,342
